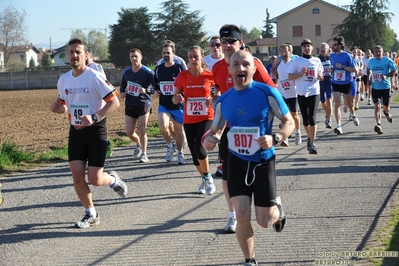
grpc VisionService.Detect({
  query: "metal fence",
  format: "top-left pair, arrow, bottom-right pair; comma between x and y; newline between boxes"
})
0,68 -> 124,90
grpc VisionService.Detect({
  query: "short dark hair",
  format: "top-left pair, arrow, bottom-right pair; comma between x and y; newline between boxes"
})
68,38 -> 87,52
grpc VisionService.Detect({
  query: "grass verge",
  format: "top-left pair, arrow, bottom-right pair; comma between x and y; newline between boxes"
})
0,125 -> 161,174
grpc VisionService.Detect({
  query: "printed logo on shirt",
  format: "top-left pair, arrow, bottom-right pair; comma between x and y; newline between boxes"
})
65,87 -> 89,95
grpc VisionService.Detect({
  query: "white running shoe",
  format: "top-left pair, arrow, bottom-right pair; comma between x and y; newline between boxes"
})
133,144 -> 142,158
352,116 -> 360,126
334,126 -> 343,135
197,179 -> 206,194
165,145 -> 174,162
177,153 -> 186,165
203,174 -> 216,195
139,154 -> 149,163
224,215 -> 237,233
294,130 -> 302,145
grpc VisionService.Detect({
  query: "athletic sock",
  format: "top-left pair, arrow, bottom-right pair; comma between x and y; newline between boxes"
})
86,207 -> 96,217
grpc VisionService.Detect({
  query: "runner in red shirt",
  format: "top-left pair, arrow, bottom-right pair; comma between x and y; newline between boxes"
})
173,45 -> 216,195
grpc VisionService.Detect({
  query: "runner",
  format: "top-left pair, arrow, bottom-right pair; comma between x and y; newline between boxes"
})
318,42 -> 333,128
154,43 -> 186,164
120,48 -> 156,163
173,45 -> 216,195
367,45 -> 398,134
204,50 -> 293,266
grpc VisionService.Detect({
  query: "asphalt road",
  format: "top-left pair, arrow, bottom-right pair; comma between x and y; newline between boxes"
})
1,99 -> 398,266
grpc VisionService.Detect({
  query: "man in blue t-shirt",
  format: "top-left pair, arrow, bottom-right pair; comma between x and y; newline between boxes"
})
204,50 -> 294,266
367,45 -> 398,134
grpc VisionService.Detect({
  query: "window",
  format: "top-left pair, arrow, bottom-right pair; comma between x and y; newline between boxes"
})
315,25 -> 321,36
313,8 -> 320,14
293,26 -> 303,37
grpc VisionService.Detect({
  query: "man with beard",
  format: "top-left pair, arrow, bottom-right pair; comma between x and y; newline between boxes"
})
153,43 -> 186,164
51,38 -> 127,228
204,50 -> 293,266
329,36 -> 359,135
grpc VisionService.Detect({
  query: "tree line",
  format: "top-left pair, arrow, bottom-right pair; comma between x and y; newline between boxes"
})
0,0 -> 397,71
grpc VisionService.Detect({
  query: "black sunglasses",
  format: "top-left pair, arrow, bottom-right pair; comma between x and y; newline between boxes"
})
210,42 -> 221,48
221,38 -> 238,44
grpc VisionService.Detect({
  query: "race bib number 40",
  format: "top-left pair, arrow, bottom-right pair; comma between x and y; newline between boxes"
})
126,81 -> 141,96
70,103 -> 90,126
187,97 -> 207,116
159,81 -> 176,95
227,126 -> 261,155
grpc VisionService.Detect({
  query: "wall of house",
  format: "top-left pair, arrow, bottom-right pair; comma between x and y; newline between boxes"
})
26,49 -> 39,67
53,53 -> 68,67
0,68 -> 124,90
276,2 -> 348,54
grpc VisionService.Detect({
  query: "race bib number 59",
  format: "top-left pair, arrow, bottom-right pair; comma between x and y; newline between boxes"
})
227,126 -> 261,155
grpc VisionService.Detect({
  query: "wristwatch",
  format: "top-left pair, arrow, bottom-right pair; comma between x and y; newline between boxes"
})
272,134 -> 281,145
91,114 -> 98,123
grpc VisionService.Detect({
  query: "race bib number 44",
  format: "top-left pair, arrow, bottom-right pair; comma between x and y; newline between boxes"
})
227,126 -> 261,155
187,97 -> 207,116
70,103 -> 90,126
159,81 -> 176,95
126,81 -> 141,96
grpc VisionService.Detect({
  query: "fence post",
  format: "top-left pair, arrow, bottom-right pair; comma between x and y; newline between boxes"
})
10,71 -> 13,90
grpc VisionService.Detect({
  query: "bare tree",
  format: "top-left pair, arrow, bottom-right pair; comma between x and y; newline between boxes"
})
0,5 -> 29,66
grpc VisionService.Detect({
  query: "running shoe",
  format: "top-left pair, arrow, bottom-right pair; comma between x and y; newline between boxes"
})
224,215 -> 237,233
280,139 -> 289,147
367,99 -> 372,105
133,144 -> 142,158
360,94 -> 364,101
139,154 -> 149,163
273,196 -> 286,233
374,124 -> 383,135
75,212 -> 100,228
352,116 -> 360,126
244,259 -> 258,266
177,153 -> 186,165
204,174 -> 216,195
307,138 -> 311,151
197,179 -> 206,194
349,114 -> 354,121
294,130 -> 302,145
384,111 -> 393,123
354,105 -> 359,111
165,145 -> 174,162
343,106 -> 348,113
326,120 -> 332,129
334,126 -> 343,135
309,143 -> 317,154
109,171 -> 128,198
214,163 -> 223,177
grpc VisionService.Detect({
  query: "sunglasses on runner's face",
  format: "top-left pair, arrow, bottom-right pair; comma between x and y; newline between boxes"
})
210,42 -> 221,48
221,38 -> 239,44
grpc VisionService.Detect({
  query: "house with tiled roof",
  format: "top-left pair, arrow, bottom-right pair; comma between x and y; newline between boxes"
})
271,0 -> 349,55
11,45 -> 41,67
50,44 -> 68,67
244,37 -> 278,64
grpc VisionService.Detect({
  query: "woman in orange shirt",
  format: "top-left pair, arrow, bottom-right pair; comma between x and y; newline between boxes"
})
173,45 -> 216,195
